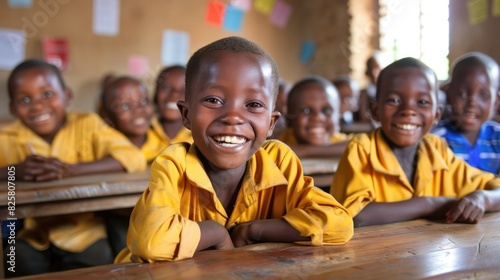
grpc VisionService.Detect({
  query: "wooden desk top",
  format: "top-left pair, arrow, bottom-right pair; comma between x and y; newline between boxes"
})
17,212 -> 500,279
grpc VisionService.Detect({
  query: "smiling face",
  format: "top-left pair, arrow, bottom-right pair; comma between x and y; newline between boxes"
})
104,79 -> 153,138
371,67 -> 440,147
178,51 -> 279,170
9,67 -> 71,142
155,68 -> 185,122
287,82 -> 337,145
447,65 -> 494,134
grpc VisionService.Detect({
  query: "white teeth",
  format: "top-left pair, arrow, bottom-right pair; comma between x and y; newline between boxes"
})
33,113 -> 50,122
397,124 -> 417,130
165,102 -> 178,109
214,135 -> 247,145
133,118 -> 147,125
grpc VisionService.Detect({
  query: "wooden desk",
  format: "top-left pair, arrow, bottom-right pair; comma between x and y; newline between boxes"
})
340,122 -> 374,134
17,212 -> 500,279
301,158 -> 339,189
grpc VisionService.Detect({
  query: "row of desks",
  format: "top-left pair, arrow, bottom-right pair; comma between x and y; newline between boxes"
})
14,212 -> 500,279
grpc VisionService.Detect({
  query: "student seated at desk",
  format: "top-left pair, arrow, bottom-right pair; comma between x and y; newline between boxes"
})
101,76 -> 169,163
0,59 -> 146,277
432,52 -> 500,174
332,75 -> 360,126
330,57 -> 500,227
116,36 -> 353,263
152,65 -> 193,145
277,76 -> 350,158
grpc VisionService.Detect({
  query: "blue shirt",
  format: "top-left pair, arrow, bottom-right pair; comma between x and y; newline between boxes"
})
432,121 -> 500,174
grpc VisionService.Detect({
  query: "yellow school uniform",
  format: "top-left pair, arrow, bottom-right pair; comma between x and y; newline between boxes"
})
140,126 -> 169,163
150,117 -> 193,145
330,128 -> 500,217
277,128 -> 349,145
119,140 -> 353,262
0,112 -> 146,252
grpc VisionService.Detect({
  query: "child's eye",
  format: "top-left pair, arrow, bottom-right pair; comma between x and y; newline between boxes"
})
20,97 -> 31,104
418,99 -> 431,106
386,98 -> 399,104
247,101 -> 263,108
139,98 -> 149,106
322,107 -> 333,115
301,108 -> 312,115
120,103 -> 130,111
205,97 -> 222,104
44,91 -> 53,98
479,90 -> 491,101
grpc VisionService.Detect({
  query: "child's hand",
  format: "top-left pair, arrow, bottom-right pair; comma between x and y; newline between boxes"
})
230,221 -> 258,247
15,156 -> 72,181
445,191 -> 486,224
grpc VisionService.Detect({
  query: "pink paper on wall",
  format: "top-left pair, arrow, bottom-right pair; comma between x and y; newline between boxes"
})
127,55 -> 149,78
42,37 -> 69,71
206,0 -> 226,27
230,0 -> 252,11
269,0 -> 292,28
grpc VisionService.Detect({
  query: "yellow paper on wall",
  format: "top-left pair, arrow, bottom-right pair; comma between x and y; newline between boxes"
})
493,0 -> 500,16
254,0 -> 276,15
467,0 -> 487,25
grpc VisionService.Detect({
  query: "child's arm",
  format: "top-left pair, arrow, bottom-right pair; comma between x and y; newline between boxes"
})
0,155 -> 69,181
197,221 -> 234,251
353,197 -> 457,227
288,141 -> 348,158
230,219 -> 308,247
446,188 -> 500,224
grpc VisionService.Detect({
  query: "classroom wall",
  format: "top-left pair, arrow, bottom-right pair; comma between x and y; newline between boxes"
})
449,0 -> 500,69
1,0 -> 354,120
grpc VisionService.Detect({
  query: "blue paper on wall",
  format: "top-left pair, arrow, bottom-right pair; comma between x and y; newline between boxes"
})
299,41 -> 315,63
8,0 -> 32,8
223,6 -> 244,32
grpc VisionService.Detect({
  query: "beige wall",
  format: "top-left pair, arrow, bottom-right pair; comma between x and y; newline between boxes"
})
449,0 -> 500,66
2,0 -> 341,119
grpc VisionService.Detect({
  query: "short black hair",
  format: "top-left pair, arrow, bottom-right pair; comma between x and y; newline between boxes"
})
376,57 -> 438,102
7,59 -> 66,100
101,76 -> 147,113
185,36 -> 279,102
153,65 -> 186,105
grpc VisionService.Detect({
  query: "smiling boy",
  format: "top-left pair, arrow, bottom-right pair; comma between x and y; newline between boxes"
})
118,36 -> 353,263
330,57 -> 500,227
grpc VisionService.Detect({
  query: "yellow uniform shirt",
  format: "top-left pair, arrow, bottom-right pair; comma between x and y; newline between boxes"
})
150,117 -> 193,145
277,128 -> 349,145
140,126 -> 169,163
0,112 -> 147,252
121,140 -> 353,262
330,128 -> 500,217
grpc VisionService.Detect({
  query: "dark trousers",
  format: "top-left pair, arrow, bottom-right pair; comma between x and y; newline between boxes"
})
4,238 -> 114,278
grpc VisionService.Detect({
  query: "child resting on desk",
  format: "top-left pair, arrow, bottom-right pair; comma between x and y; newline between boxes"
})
432,52 -> 500,174
0,59 -> 146,277
101,76 -> 168,163
152,65 -> 193,145
116,36 -> 354,263
277,76 -> 350,158
330,57 -> 500,227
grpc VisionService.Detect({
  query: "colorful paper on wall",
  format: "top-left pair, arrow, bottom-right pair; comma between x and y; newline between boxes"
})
128,55 -> 149,78
206,0 -> 226,27
161,30 -> 189,66
254,0 -> 276,15
93,0 -> 120,36
223,6 -> 244,32
467,0 -> 487,25
299,41 -> 315,63
42,37 -> 70,71
8,0 -> 32,8
493,0 -> 500,16
230,0 -> 252,12
0,29 -> 25,70
269,0 -> 292,28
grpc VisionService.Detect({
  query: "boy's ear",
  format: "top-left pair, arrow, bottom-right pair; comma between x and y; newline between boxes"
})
267,111 -> 281,138
434,104 -> 443,124
368,99 -> 380,122
9,100 -> 18,118
64,87 -> 73,107
177,100 -> 191,130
